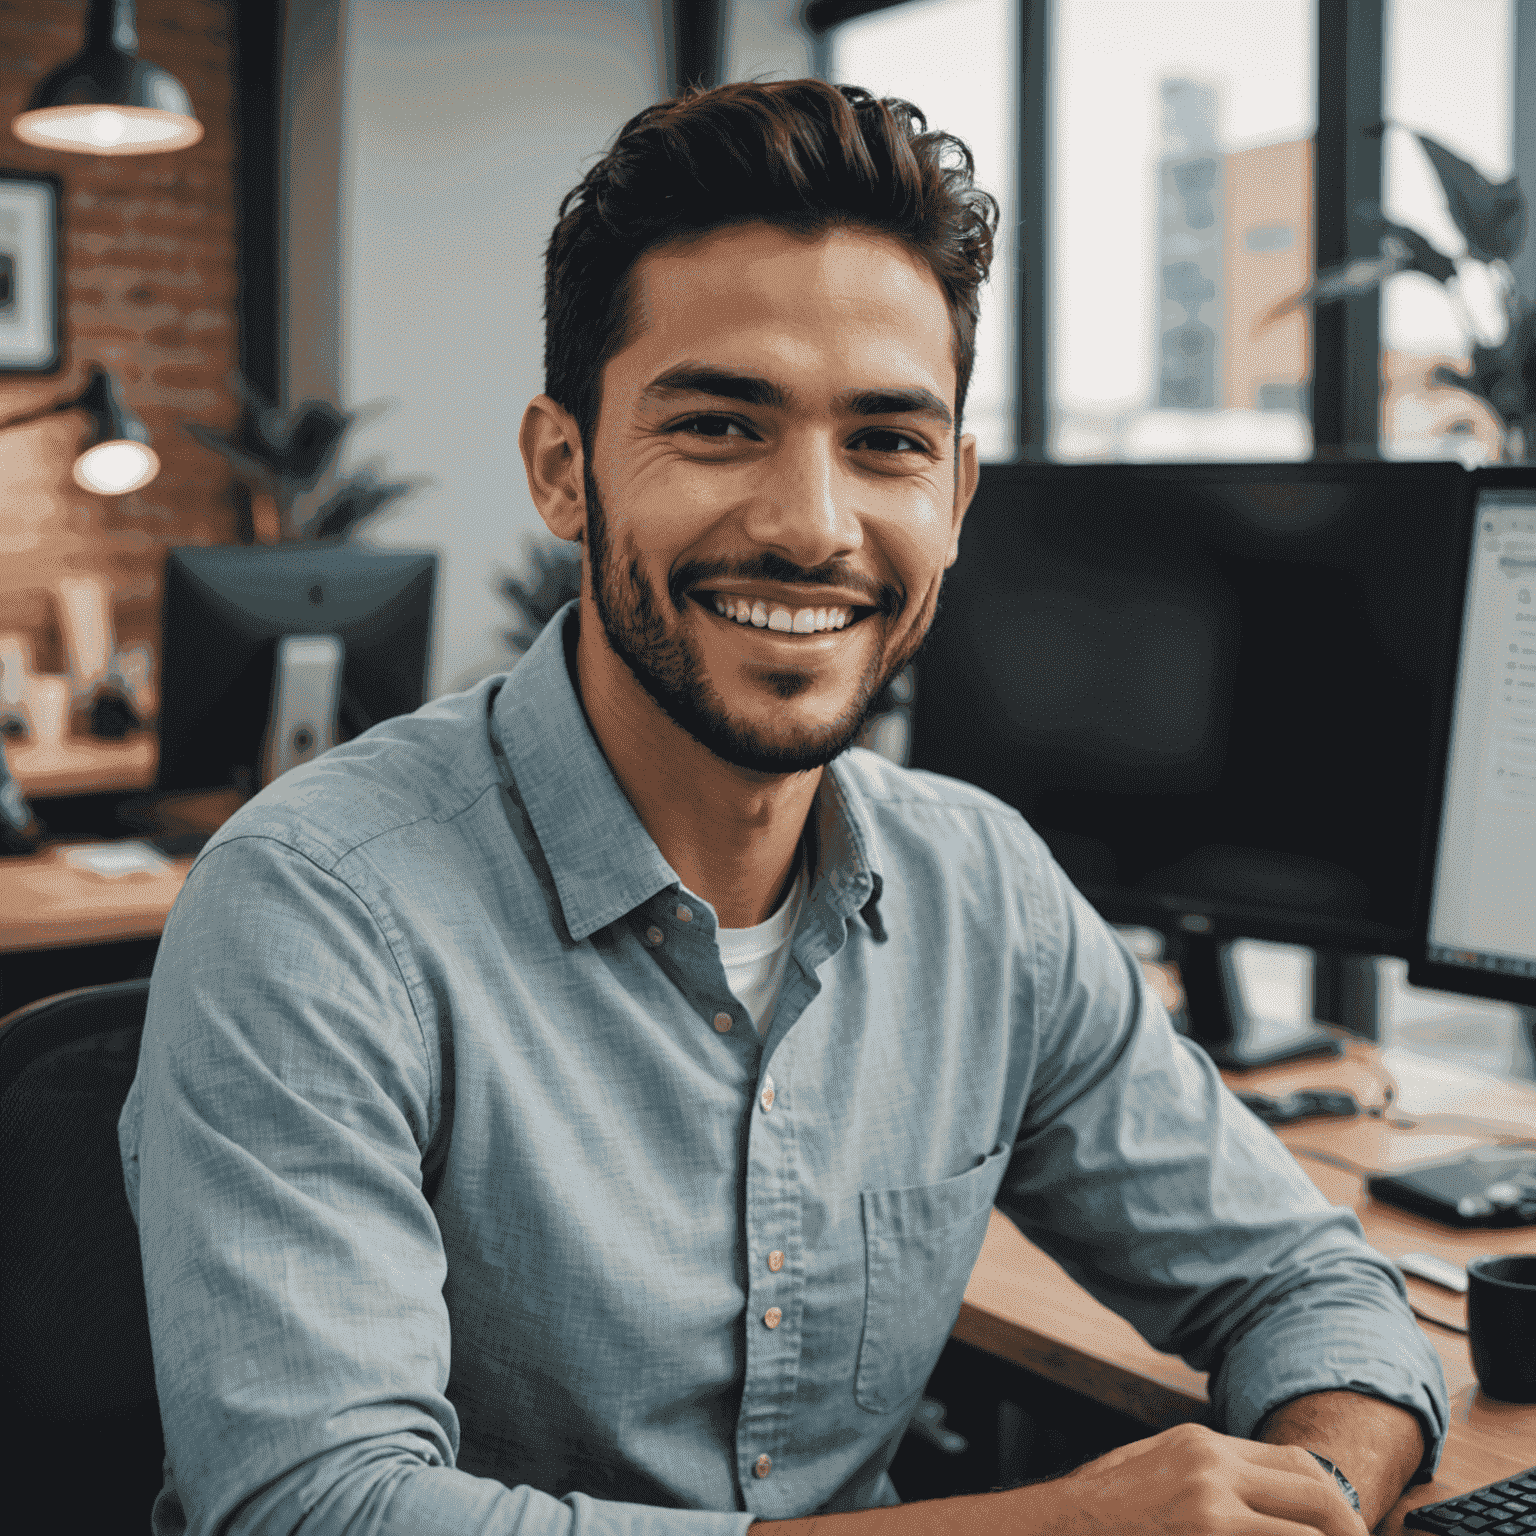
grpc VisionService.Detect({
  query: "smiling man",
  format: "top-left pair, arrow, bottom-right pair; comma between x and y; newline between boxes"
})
122,81 -> 1444,1536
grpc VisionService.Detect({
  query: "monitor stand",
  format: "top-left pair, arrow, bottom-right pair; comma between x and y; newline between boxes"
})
259,634 -> 345,787
1173,932 -> 1345,1071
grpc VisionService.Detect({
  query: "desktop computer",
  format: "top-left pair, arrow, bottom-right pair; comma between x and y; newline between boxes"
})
908,459 -> 1472,1067
1370,466 -> 1536,1234
2,543 -> 438,859
155,542 -> 438,800
1411,466 -> 1536,1011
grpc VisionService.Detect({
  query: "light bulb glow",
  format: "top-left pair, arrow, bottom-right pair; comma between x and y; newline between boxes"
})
12,104 -> 203,154
89,110 -> 128,145
74,440 -> 159,495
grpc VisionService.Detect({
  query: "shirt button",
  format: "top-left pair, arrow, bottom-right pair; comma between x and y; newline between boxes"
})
712,1011 -> 733,1033
645,925 -> 664,946
763,1306 -> 782,1329
754,1454 -> 772,1479
767,1250 -> 784,1272
760,1077 -> 775,1112
676,904 -> 692,922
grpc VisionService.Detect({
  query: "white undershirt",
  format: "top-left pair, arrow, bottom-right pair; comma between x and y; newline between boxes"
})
688,858 -> 807,1036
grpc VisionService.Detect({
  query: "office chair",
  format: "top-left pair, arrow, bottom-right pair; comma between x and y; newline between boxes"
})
0,977 -> 164,1528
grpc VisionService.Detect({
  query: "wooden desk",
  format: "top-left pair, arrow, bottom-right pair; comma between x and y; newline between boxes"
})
0,789 -> 242,954
7,730 -> 158,800
958,1041 -> 1536,1533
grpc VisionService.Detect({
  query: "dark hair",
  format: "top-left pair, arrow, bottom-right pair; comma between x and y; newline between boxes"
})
543,78 -> 999,450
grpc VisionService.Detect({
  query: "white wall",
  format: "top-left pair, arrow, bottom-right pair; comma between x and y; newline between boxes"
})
335,0 -> 825,697
340,0 -> 664,696
725,0 -> 814,82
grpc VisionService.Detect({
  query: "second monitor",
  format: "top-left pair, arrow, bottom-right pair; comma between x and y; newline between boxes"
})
157,543 -> 438,799
909,460 -> 1470,1063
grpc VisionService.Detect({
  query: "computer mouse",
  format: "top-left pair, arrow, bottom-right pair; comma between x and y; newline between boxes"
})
1237,1089 -> 1361,1125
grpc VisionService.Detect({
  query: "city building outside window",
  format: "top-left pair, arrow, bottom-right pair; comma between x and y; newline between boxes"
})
1050,0 -> 1316,461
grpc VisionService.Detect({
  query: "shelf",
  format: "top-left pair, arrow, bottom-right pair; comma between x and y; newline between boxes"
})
6,732 -> 157,798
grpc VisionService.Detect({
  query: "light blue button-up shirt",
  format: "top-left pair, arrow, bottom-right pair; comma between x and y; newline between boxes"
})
120,602 -> 1447,1536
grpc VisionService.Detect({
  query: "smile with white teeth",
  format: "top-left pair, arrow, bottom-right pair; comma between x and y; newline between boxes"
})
710,595 -> 853,633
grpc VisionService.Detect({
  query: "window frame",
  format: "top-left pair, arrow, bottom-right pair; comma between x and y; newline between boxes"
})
803,0 -> 1389,461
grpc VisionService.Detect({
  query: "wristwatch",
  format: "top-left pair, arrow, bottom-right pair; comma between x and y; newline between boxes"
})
1306,1451 -> 1361,1514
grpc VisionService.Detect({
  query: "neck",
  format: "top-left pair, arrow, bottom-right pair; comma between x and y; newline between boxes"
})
572,599 -> 821,930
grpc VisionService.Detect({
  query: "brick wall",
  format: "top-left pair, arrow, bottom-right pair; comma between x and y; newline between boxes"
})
0,0 -> 240,678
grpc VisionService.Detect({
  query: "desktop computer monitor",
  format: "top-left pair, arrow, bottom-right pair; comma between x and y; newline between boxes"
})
156,543 -> 437,796
1410,467 -> 1536,1008
908,460 -> 1472,1063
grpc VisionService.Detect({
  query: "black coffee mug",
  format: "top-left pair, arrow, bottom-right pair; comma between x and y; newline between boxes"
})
1467,1254 -> 1536,1403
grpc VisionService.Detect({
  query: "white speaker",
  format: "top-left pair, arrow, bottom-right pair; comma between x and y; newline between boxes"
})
260,634 -> 345,786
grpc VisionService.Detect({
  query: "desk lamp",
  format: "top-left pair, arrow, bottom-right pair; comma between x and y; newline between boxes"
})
3,363 -> 159,496
1,366 -> 158,745
11,0 -> 203,156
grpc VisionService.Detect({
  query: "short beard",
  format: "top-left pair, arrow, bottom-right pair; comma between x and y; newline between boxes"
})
582,461 -> 909,774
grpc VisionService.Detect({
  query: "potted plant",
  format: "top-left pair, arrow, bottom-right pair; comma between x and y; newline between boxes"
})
185,377 -> 431,543
1267,126 -> 1532,457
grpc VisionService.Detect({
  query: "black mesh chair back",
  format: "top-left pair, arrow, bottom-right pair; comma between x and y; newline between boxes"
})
0,977 -> 164,1528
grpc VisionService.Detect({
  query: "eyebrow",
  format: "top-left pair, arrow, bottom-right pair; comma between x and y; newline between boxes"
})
640,366 -> 954,429
843,387 -> 953,428
641,367 -> 787,409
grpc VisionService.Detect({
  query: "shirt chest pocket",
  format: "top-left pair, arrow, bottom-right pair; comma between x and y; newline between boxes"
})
854,1143 -> 1012,1415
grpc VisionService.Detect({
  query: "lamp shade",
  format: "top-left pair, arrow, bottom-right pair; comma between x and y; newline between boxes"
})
70,365 -> 159,494
12,0 -> 202,155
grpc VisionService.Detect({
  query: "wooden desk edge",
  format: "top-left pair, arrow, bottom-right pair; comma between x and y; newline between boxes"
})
951,1300 -> 1210,1432
955,1039 -> 1536,1533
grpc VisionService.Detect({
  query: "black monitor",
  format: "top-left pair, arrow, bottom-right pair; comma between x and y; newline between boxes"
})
156,543 -> 437,796
1410,467 -> 1536,1008
909,459 -> 1472,1065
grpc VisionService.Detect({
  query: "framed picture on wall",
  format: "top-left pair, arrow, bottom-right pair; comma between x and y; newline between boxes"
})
0,170 -> 61,374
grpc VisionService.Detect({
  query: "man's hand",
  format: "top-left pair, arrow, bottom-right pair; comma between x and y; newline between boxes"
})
754,1421 -> 1369,1536
1023,1420 -> 1370,1536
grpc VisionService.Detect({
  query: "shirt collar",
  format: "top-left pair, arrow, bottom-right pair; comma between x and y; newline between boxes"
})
492,601 -> 887,942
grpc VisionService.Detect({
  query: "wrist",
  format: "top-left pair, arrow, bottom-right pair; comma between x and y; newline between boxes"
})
1305,1451 -> 1361,1514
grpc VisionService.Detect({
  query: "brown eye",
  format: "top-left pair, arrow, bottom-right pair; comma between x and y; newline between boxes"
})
679,415 -> 751,438
853,428 -> 921,452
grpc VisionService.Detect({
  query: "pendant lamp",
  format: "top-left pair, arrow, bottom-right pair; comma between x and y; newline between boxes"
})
12,0 -> 203,155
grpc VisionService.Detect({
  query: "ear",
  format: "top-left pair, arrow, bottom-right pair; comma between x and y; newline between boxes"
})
520,394 -> 587,543
945,432 -> 980,568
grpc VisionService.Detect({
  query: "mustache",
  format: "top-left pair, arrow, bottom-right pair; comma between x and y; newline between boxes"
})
671,552 -> 897,615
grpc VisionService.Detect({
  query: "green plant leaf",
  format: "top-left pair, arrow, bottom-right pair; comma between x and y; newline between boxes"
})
500,537 -> 583,653
1415,131 -> 1527,262
1357,207 -> 1458,284
303,463 -> 432,540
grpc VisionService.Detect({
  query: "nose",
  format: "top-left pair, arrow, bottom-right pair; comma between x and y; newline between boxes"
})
737,430 -> 863,570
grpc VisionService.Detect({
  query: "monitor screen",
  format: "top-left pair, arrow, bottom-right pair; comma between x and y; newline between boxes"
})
908,461 -> 1470,956
156,543 -> 438,796
1411,471 -> 1536,1006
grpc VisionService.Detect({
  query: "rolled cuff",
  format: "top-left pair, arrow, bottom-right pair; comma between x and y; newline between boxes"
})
1213,1291 -> 1449,1485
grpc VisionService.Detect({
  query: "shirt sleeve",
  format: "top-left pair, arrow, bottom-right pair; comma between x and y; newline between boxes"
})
119,830 -> 757,1536
992,836 -> 1449,1483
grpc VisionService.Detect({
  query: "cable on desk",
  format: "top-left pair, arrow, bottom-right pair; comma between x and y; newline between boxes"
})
1409,1305 -> 1467,1335
1356,1050 -> 1536,1142
1291,1137 -> 1536,1177
1384,1112 -> 1536,1142
1290,1146 -> 1374,1176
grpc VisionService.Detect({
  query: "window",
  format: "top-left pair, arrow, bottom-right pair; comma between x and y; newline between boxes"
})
816,0 -> 1528,467
829,0 -> 1019,460
1380,0 -> 1516,464
1051,0 -> 1316,461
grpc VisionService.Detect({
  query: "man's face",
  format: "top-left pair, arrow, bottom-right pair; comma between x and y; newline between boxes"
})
582,220 -> 978,775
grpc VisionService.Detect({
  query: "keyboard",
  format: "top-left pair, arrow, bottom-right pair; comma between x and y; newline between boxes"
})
1406,1467 -> 1536,1533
